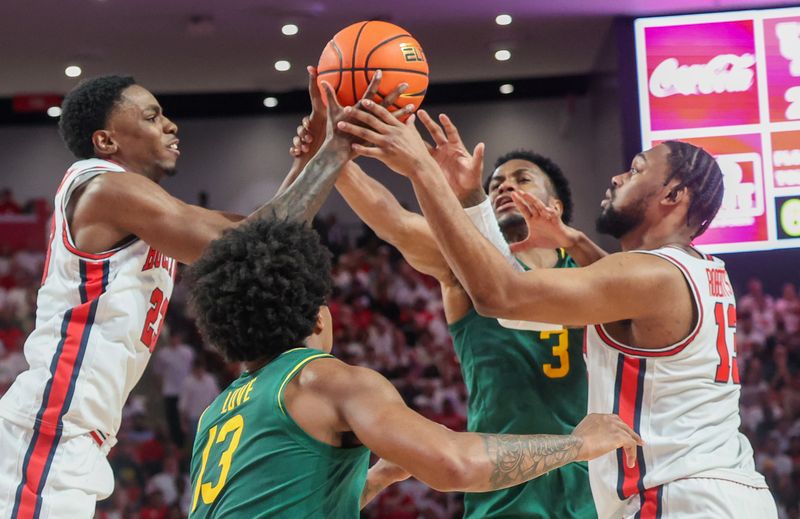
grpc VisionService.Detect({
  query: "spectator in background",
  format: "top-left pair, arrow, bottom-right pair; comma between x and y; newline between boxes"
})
178,357 -> 219,442
740,277 -> 777,337
776,282 -> 800,335
0,188 -> 22,214
153,332 -> 195,446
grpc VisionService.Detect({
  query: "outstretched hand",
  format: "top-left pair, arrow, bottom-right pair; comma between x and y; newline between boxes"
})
290,68 -> 412,160
508,190 -> 580,253
335,100 -> 432,177
417,110 -> 485,205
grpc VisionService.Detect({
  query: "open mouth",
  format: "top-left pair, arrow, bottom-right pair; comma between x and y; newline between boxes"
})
494,195 -> 516,212
166,141 -> 180,155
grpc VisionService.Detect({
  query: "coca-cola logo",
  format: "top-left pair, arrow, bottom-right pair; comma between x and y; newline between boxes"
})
649,54 -> 756,98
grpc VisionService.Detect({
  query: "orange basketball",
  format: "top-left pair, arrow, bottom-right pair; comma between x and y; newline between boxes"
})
317,21 -> 428,118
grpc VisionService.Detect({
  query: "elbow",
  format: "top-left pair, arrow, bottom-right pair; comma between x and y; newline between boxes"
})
470,285 -> 513,319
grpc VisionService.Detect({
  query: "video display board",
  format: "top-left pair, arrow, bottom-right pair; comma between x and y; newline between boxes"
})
635,7 -> 800,253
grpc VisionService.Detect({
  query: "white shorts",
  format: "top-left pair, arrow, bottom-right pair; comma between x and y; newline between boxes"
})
0,417 -> 114,519
621,475 -> 778,519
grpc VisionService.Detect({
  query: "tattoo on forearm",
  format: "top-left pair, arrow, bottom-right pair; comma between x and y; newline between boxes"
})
253,142 -> 349,224
480,434 -> 582,489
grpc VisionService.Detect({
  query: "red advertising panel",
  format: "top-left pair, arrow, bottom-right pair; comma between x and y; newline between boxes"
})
636,7 -> 800,253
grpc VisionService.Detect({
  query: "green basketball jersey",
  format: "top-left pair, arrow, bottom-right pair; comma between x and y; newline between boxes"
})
188,348 -> 370,519
448,250 -> 596,518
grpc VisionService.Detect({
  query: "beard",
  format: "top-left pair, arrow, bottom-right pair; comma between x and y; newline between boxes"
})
498,213 -> 528,243
595,198 -> 647,239
164,167 -> 178,177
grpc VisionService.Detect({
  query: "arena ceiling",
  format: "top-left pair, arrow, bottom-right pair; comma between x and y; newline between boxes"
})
0,0 -> 796,97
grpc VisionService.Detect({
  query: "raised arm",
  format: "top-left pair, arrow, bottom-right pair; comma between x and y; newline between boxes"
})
71,75 -> 370,265
317,360 -> 641,493
336,162 -> 452,281
336,101 -> 686,327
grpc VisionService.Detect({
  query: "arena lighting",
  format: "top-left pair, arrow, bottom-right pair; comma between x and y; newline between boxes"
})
46,106 -> 62,117
64,65 -> 82,78
281,23 -> 299,36
499,83 -> 514,94
494,49 -> 511,61
274,60 -> 291,72
495,14 -> 512,26
263,96 -> 278,108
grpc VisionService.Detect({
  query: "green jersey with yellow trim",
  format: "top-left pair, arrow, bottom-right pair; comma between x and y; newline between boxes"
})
449,250 -> 595,518
188,347 -> 370,519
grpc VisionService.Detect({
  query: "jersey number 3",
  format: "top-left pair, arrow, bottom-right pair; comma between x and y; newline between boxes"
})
192,414 -> 245,511
540,330 -> 570,378
714,302 -> 740,384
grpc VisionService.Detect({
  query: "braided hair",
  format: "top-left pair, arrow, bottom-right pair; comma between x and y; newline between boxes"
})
662,141 -> 724,239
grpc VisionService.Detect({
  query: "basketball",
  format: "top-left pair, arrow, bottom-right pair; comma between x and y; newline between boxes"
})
317,20 -> 428,117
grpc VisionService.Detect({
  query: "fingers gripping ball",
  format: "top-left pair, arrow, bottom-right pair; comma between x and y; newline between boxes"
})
317,20 -> 428,119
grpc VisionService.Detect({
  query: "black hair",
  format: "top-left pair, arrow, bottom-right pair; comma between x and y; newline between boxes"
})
662,141 -> 724,239
58,75 -> 136,159
188,218 -> 332,362
488,150 -> 574,224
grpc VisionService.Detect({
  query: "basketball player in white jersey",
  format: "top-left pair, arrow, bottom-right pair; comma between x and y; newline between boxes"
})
0,71 -> 401,519
336,102 -> 778,518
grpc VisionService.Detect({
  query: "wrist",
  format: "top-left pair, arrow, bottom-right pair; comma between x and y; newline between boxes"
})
406,155 -> 440,182
563,227 -> 582,249
459,188 -> 487,208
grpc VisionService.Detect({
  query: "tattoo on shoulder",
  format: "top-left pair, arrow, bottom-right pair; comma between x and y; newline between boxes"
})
479,434 -> 582,489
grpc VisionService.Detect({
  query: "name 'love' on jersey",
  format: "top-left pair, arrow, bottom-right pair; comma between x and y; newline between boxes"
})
0,159 -> 176,445
585,246 -> 768,519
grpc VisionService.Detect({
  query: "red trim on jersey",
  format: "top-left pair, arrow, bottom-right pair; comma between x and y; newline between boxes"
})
40,213 -> 57,286
61,220 -> 116,260
594,252 -> 704,358
617,357 -> 645,498
638,485 -> 663,519
90,431 -> 103,446
12,263 -> 107,519
83,261 -> 107,300
13,304 -> 94,518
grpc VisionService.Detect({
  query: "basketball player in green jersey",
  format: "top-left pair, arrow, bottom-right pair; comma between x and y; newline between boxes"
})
289,92 -> 605,517
186,217 -> 641,519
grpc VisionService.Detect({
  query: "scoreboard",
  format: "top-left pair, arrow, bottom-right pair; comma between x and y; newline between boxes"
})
635,7 -> 800,253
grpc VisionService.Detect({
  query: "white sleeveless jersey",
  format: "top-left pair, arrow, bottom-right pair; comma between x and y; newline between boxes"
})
0,159 -> 176,443
585,246 -> 767,519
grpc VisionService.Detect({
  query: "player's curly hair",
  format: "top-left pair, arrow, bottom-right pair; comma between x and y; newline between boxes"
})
488,150 -> 574,224
58,75 -> 136,159
662,141 -> 724,239
188,218 -> 332,362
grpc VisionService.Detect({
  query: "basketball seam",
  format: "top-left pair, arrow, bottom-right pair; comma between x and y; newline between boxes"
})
316,67 -> 429,77
351,21 -> 370,104
362,33 -> 412,85
331,40 -> 344,92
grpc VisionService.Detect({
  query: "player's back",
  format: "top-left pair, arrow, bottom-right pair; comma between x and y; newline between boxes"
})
585,246 -> 771,518
0,159 -> 175,442
449,251 -> 596,518
189,347 -> 370,519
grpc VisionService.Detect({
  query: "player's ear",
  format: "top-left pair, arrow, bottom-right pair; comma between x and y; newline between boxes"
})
312,308 -> 326,335
662,181 -> 688,207
550,198 -> 564,217
93,129 -> 118,156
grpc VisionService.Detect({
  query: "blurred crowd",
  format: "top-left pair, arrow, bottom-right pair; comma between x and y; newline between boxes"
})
1,211 -> 798,518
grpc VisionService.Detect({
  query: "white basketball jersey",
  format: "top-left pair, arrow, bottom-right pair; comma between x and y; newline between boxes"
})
0,159 -> 176,444
585,246 -> 767,519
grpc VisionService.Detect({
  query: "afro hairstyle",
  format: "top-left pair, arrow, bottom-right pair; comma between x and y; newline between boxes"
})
188,217 -> 332,362
58,74 -> 136,159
